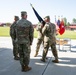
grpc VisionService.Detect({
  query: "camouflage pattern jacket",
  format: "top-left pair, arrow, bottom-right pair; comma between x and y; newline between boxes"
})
36,22 -> 44,40
42,22 -> 56,44
10,22 -> 17,41
16,19 -> 34,45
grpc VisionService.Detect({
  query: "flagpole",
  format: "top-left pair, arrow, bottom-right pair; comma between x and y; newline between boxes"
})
30,3 -> 45,26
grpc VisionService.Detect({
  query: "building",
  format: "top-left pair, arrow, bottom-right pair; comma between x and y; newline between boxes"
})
68,23 -> 76,30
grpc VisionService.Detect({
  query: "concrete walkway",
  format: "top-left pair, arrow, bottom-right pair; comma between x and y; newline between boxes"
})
0,37 -> 76,75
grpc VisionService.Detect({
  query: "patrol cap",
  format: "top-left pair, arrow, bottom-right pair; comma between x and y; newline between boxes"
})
21,11 -> 27,16
14,16 -> 19,20
44,16 -> 50,20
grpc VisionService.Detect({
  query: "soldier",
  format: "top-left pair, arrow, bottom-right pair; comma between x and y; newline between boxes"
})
34,22 -> 44,57
10,16 -> 19,60
41,16 -> 59,63
16,11 -> 34,72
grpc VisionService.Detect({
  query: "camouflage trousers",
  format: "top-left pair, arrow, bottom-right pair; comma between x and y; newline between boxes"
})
12,41 -> 19,57
35,39 -> 43,53
42,42 -> 58,60
18,43 -> 31,66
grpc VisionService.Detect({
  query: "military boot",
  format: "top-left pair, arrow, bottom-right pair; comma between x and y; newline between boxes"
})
25,65 -> 32,72
40,58 -> 46,62
34,52 -> 38,57
51,50 -> 59,63
22,65 -> 32,72
52,56 -> 59,63
52,59 -> 59,63
14,56 -> 20,60
21,65 -> 25,71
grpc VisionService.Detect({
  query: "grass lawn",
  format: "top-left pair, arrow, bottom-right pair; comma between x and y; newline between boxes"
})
0,27 -> 76,39
56,30 -> 76,39
0,27 -> 10,37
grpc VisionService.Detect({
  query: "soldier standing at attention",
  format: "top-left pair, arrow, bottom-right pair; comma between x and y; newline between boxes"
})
34,22 -> 44,57
10,16 -> 20,60
41,16 -> 59,63
16,11 -> 34,72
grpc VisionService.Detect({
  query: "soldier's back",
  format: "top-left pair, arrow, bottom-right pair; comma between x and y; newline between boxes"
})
16,19 -> 32,44
43,22 -> 56,43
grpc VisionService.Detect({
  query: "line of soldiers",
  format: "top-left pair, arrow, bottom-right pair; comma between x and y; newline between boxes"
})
10,11 -> 59,72
10,11 -> 34,72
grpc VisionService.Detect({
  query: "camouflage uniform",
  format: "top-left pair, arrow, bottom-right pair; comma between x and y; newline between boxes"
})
16,11 -> 34,71
41,21 -> 59,63
34,22 -> 44,57
10,16 -> 19,60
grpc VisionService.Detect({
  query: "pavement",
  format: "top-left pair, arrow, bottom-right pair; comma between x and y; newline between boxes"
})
0,37 -> 76,75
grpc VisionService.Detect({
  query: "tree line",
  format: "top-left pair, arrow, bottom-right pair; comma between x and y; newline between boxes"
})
63,18 -> 76,26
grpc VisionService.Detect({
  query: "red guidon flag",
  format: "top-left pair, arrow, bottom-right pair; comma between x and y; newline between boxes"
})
59,19 -> 65,35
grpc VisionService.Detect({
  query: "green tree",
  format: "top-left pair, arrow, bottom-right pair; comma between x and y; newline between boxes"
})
63,17 -> 67,26
72,18 -> 76,23
67,22 -> 70,26
6,23 -> 11,27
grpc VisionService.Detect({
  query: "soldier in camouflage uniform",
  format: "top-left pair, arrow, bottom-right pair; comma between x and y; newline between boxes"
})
34,22 -> 44,57
16,11 -> 34,72
41,16 -> 59,63
10,16 -> 19,60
